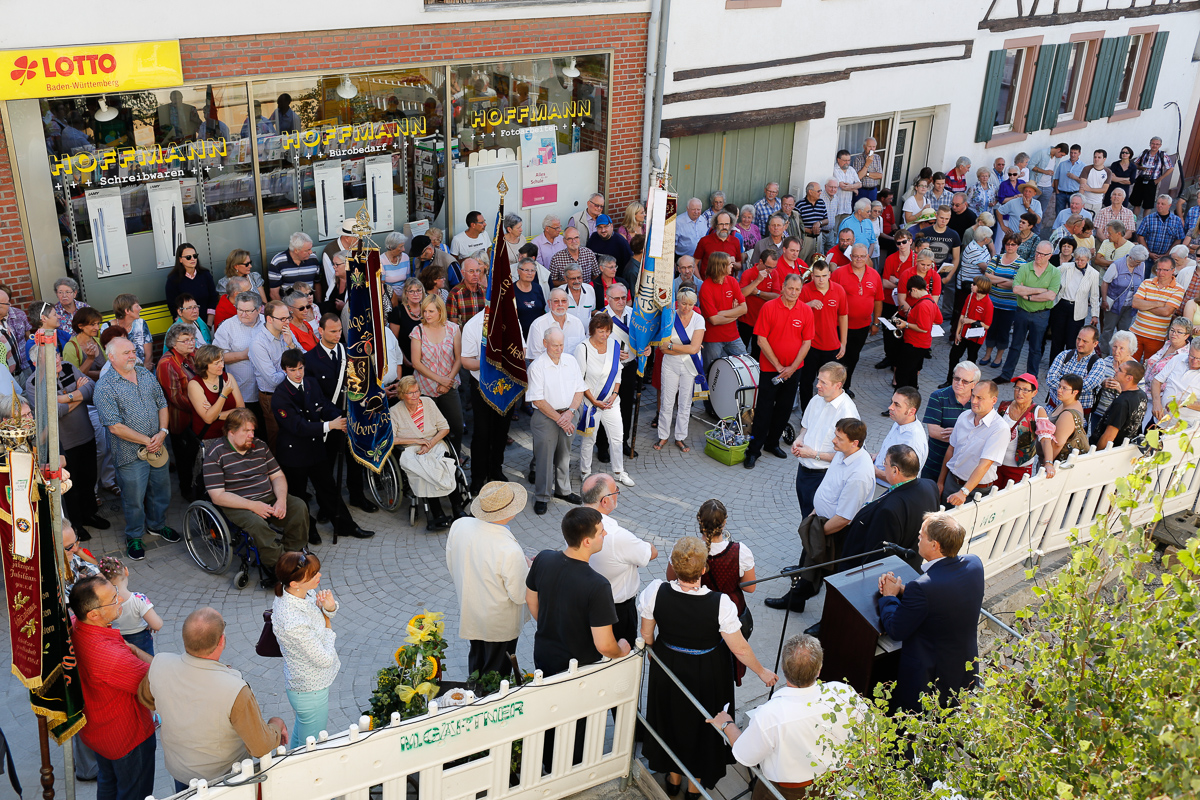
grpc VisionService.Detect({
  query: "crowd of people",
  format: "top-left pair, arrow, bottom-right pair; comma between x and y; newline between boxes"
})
41,136 -> 1200,799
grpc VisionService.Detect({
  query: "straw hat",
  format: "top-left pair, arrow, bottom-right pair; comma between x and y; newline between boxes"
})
1018,182 -> 1039,193
137,445 -> 169,469
470,481 -> 528,522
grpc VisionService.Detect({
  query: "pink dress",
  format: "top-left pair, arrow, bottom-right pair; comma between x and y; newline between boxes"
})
409,322 -> 461,397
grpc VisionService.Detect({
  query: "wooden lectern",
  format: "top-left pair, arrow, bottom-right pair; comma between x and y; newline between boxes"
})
816,555 -> 921,696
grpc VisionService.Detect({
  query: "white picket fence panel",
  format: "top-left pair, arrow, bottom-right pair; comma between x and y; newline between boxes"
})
156,653 -> 643,800
950,427 -> 1200,580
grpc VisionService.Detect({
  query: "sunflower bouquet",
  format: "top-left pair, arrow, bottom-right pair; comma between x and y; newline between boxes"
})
367,611 -> 449,727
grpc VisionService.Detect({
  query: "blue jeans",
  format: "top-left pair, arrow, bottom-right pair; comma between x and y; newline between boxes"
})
287,686 -> 331,746
702,337 -> 748,375
123,628 -> 155,656
114,459 -> 171,542
95,733 -> 155,800
1001,309 -> 1051,379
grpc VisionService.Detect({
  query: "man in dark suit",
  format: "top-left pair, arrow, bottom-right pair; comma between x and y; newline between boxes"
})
877,512 -> 985,713
303,313 -> 378,513
839,444 -> 940,573
272,348 -> 375,544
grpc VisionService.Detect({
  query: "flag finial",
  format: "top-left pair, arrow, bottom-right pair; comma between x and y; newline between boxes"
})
497,176 -> 509,198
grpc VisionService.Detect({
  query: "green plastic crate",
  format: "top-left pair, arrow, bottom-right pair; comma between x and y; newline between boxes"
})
704,430 -> 748,465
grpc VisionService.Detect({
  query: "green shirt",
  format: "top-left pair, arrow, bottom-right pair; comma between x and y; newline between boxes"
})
1014,262 -> 1062,312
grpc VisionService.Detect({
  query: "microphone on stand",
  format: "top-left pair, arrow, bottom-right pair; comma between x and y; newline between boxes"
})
883,541 -> 920,561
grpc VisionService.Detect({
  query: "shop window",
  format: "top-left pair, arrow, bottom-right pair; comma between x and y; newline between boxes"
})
45,82 -> 253,313
251,68 -> 443,258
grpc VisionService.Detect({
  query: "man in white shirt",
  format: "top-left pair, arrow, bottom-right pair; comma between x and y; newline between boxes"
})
790,362 -> 859,517
582,473 -> 658,643
769,417 -> 872,611
321,219 -> 359,292
563,266 -> 597,325
819,179 -> 841,251
533,214 -> 566,272
831,149 -> 860,228
526,327 -> 586,515
674,198 -> 709,260
706,634 -> 862,800
603,283 -> 645,461
449,210 -> 490,263
938,380 -> 1010,505
460,310 -> 519,494
1052,193 -> 1093,229
873,387 -> 929,489
1152,339 -> 1200,426
446,480 -> 530,678
527,289 -> 586,361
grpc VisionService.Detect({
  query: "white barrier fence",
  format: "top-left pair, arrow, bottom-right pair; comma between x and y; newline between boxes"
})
948,429 -> 1200,581
159,653 -> 643,800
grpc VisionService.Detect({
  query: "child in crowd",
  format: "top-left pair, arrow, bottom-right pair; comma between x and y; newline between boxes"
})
98,556 -> 163,655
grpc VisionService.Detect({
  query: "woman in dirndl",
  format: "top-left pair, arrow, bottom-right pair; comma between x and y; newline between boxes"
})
640,537 -> 777,798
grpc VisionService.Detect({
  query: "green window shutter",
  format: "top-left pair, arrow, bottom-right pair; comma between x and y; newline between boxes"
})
1101,35 -> 1131,117
1085,38 -> 1118,121
1040,42 -> 1075,130
976,50 -> 1007,143
1024,45 -> 1056,134
1139,31 -> 1170,110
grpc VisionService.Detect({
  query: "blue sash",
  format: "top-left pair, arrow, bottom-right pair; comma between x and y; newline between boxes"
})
577,343 -> 622,436
673,315 -> 709,399
609,311 -> 631,335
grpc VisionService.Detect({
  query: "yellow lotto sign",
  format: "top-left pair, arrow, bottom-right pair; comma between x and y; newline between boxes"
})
1,41 -> 183,100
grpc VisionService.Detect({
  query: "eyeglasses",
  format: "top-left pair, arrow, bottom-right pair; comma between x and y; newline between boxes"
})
601,488 -> 621,500
1008,172 -> 1019,176
64,541 -> 77,552
296,304 -> 313,311
270,315 -> 290,322
92,596 -> 121,610
952,377 -> 977,384
241,261 -> 253,268
182,254 -> 197,260
237,307 -> 258,314
181,304 -> 199,312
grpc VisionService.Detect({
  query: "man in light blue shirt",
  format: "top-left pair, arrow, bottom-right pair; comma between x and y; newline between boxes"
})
249,300 -> 298,450
1030,143 -> 1067,232
1053,145 -> 1084,216
675,197 -> 709,259
838,199 -> 878,252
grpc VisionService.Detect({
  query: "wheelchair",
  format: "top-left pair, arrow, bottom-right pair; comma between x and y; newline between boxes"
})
182,497 -> 275,589
368,439 -> 472,529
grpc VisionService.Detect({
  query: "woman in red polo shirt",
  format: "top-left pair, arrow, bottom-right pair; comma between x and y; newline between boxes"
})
894,274 -> 943,390
942,275 -> 994,387
897,248 -> 942,312
698,253 -> 748,372
878,230 -> 916,369
738,250 -> 779,356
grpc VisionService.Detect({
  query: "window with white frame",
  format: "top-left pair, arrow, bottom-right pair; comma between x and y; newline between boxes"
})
1114,34 -> 1145,110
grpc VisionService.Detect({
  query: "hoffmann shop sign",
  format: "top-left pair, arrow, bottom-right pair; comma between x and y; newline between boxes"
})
1,41 -> 182,100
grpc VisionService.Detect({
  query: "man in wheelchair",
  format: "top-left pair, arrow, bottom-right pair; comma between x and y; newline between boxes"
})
202,408 -> 309,588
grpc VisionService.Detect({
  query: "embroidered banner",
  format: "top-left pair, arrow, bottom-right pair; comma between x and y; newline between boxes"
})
630,186 -> 677,377
479,188 -> 527,416
344,218 -> 394,474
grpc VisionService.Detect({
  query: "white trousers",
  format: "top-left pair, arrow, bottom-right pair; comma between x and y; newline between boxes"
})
657,355 -> 696,442
580,403 -> 625,474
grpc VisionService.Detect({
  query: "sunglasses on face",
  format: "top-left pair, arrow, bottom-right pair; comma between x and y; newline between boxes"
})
182,254 -> 197,260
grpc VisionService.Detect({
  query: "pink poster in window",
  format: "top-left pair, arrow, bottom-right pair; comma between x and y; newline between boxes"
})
520,125 -> 558,207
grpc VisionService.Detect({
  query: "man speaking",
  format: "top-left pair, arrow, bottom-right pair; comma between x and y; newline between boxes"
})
877,512 -> 984,713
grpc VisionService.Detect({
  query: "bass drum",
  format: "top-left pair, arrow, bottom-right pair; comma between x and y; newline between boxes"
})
706,355 -> 760,420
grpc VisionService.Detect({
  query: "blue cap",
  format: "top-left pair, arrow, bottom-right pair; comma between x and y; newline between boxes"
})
596,214 -> 613,225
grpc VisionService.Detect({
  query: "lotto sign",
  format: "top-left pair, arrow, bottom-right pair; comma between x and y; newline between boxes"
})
1,41 -> 182,100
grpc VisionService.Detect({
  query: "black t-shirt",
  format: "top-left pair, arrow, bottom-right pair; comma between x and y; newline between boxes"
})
387,305 -> 422,365
948,208 -> 977,242
922,228 -> 962,268
515,284 -> 546,337
525,550 -> 619,676
1091,388 -> 1147,447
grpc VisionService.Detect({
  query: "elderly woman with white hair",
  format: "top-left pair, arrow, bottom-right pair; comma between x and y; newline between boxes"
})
1089,330 -> 1138,435
390,375 -> 462,530
1048,246 -> 1101,360
1169,244 -> 1196,289
655,287 -> 705,453
1100,244 -> 1149,350
380,232 -> 410,304
53,277 -> 88,338
967,167 -> 997,216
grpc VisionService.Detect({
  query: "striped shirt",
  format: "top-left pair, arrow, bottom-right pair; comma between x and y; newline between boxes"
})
203,437 -> 281,503
985,256 -> 1026,311
796,197 -> 827,233
267,250 -> 322,293
920,386 -> 970,482
1130,280 -> 1185,340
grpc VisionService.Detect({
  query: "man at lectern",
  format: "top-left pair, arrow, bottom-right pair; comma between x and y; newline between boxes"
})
876,512 -> 984,713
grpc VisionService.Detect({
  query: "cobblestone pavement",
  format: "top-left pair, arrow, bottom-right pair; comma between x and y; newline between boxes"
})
2,330 -> 1049,799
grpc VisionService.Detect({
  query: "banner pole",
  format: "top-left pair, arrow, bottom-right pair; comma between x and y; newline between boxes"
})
37,715 -> 54,800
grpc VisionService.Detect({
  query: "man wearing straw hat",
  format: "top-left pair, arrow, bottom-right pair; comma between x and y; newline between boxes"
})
446,481 -> 530,678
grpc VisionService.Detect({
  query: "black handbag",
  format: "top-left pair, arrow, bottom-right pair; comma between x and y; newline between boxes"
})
256,609 -> 282,658
739,606 -> 754,640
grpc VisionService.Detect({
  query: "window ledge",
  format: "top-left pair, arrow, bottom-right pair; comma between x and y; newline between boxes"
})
1109,108 -> 1142,123
726,0 -> 782,7
986,130 -> 1029,149
1051,119 -> 1088,135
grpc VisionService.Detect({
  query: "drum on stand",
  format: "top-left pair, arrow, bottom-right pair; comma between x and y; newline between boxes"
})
706,355 -> 760,421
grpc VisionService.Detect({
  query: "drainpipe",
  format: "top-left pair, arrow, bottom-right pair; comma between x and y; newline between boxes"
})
640,0 -> 671,199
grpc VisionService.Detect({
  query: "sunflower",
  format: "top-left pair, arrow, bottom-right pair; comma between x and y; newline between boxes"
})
406,611 -> 445,644
424,656 -> 441,681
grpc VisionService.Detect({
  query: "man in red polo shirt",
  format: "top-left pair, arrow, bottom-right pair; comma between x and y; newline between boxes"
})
796,260 -> 849,409
738,249 -> 780,357
70,575 -> 157,800
776,237 -> 810,281
745,273 -> 814,469
694,211 -> 744,278
825,228 -> 855,268
831,243 -> 884,392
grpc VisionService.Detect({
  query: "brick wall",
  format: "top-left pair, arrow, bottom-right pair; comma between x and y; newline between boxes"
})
0,13 -> 649,304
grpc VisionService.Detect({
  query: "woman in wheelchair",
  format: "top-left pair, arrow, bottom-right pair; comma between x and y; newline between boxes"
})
390,375 -> 465,530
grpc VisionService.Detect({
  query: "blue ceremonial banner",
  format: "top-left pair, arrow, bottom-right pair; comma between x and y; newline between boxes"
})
630,186 -> 677,377
479,188 -> 527,415
344,215 -> 394,473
